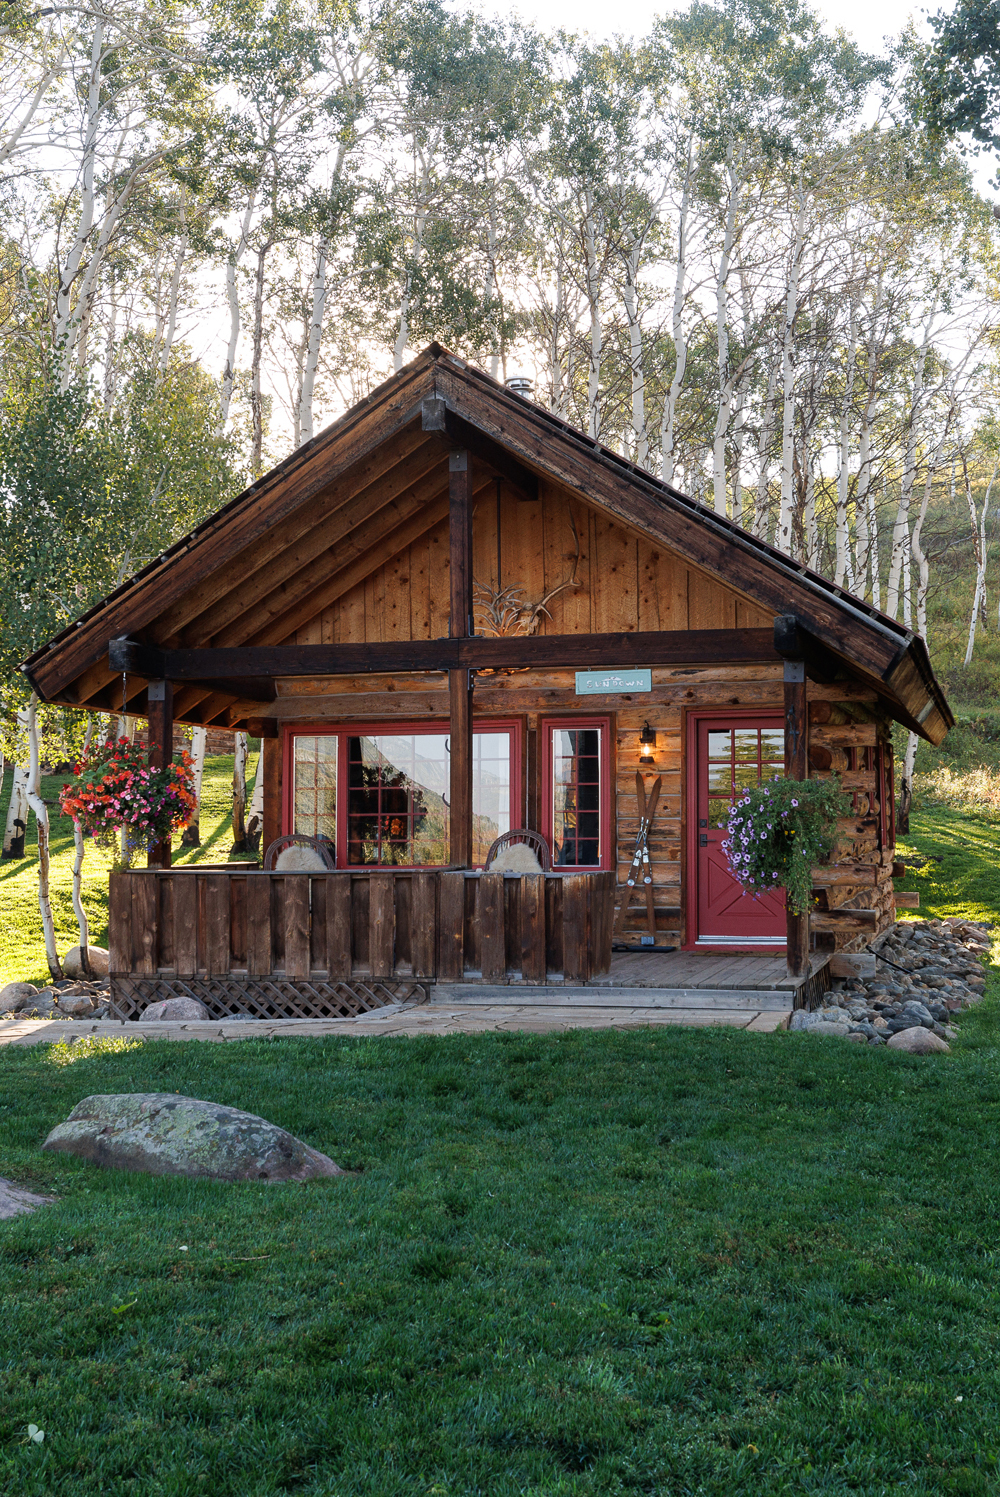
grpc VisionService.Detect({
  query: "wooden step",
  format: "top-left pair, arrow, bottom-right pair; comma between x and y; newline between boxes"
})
426,985 -> 793,1011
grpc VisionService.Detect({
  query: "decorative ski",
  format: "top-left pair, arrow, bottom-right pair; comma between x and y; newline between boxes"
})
614,770 -> 662,938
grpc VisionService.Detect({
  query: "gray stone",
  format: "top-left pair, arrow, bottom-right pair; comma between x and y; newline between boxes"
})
62,946 -> 110,980
0,982 -> 39,1014
846,1031 -> 868,1044
140,997 -> 210,1021
42,1094 -> 344,1182
902,1000 -> 934,1025
0,1177 -> 54,1219
56,992 -> 98,1018
886,1028 -> 950,1055
801,1020 -> 854,1039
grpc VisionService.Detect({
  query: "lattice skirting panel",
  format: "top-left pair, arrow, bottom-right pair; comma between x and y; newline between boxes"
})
109,975 -> 427,1022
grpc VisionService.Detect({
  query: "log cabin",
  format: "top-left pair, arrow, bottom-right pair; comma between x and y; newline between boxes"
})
22,344 -> 953,1020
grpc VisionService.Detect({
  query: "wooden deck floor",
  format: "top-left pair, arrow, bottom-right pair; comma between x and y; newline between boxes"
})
592,949 -> 827,991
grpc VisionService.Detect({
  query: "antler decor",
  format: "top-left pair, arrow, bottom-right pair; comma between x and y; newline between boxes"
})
473,512 -> 582,639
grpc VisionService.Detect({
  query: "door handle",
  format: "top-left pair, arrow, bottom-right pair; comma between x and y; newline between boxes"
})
699,834 -> 708,846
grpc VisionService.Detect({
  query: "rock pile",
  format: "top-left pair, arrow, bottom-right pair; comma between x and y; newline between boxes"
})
790,917 -> 992,1053
0,978 -> 112,1021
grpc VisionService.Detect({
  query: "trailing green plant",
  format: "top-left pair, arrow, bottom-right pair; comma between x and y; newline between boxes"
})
723,777 -> 852,915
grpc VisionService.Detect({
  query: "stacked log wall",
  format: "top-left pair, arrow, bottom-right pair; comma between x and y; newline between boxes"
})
807,702 -> 895,948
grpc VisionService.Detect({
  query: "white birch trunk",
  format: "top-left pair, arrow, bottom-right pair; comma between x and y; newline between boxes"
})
621,238 -> 647,466
246,744 -> 265,855
660,132 -> 693,485
730,381 -> 748,528
52,17 -> 103,373
754,361 -> 779,539
803,452 -> 819,570
232,732 -> 248,851
25,697 -> 61,979
298,236 -> 328,446
180,726 -> 207,847
887,302 -> 935,620
711,147 -> 739,517
2,759 -> 29,858
583,189 -> 603,441
964,461 -> 998,665
220,195 -> 258,427
835,304 -> 858,589
776,183 -> 807,554
393,151 -> 430,373
70,716 -> 95,972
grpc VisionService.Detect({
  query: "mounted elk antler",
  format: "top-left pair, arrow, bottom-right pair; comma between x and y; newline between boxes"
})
473,512 -> 582,638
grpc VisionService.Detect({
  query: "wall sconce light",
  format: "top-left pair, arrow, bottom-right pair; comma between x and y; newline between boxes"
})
639,721 -> 656,765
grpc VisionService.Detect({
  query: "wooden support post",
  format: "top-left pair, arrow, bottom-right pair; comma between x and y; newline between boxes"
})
784,658 -> 808,979
262,738 -> 282,855
449,450 -> 474,867
147,679 -> 174,868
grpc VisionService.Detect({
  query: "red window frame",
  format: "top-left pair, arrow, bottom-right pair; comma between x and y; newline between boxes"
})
540,715 -> 613,871
282,719 -> 522,869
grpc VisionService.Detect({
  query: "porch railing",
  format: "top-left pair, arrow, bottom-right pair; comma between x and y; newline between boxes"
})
109,868 -> 615,986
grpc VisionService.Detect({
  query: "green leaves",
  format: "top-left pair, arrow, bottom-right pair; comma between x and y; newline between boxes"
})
725,775 -> 853,915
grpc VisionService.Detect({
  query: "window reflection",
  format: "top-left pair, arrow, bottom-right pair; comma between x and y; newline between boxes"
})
552,727 -> 602,866
292,729 -> 513,867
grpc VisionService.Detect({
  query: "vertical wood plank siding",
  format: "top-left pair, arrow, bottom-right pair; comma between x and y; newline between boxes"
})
108,870 -> 614,984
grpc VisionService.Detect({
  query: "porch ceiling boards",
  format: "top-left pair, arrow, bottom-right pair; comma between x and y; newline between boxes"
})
22,343 -> 953,743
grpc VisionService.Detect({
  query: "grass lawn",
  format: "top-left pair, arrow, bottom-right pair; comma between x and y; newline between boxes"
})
2,775 -> 1000,1492
0,752 -> 255,986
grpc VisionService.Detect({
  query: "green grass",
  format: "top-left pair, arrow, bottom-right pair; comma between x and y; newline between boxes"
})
0,752 -> 257,985
0,801 -> 998,1492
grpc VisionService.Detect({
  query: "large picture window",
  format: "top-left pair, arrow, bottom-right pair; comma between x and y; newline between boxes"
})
541,717 -> 611,869
286,722 -> 520,868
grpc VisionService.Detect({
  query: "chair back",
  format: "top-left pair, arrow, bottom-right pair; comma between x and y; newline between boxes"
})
263,834 -> 336,871
484,828 -> 551,872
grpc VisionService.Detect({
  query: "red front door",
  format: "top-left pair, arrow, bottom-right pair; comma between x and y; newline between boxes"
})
694,717 -> 787,945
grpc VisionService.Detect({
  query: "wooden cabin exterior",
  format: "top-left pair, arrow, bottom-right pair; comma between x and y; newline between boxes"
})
23,345 -> 952,1019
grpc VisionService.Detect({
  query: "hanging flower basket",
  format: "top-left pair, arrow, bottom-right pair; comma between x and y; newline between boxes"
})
722,777 -> 852,916
59,739 -> 196,866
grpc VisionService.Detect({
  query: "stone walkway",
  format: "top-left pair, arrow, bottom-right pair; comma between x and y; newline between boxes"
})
0,1002 -> 789,1047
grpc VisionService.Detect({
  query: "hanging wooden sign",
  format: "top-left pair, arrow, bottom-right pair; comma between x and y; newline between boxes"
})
575,668 -> 652,695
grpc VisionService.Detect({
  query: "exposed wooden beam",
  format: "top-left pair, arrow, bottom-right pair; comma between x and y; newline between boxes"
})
147,680 -> 173,868
109,627 -> 779,682
774,613 -> 843,685
449,448 -> 474,867
422,397 -> 539,500
783,656 -> 808,980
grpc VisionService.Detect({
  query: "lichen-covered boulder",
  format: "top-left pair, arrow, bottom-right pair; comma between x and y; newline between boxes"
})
42,1094 -> 344,1181
140,997 -> 210,1021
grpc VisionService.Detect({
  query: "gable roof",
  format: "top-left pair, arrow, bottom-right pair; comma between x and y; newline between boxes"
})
22,343 -> 952,743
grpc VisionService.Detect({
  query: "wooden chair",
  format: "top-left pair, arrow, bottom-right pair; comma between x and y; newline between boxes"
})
483,828 -> 551,872
263,833 -> 336,870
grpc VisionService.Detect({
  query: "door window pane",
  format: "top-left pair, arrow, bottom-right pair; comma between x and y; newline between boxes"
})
707,730 -> 732,761
551,727 -> 602,866
292,736 -> 337,844
760,729 -> 785,762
